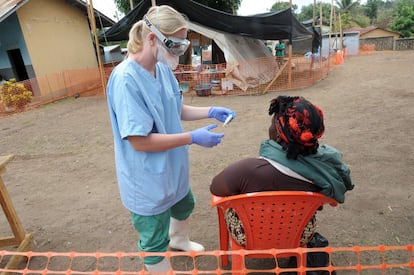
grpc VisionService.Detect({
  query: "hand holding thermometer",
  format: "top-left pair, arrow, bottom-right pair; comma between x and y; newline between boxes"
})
223,113 -> 234,127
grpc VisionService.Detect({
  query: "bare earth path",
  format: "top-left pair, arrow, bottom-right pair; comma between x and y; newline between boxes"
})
1,51 -> 413,270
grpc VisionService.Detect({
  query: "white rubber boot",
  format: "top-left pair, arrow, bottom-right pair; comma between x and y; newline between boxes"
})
169,217 -> 205,252
144,257 -> 170,274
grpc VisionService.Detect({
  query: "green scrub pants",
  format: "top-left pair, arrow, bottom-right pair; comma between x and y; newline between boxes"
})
130,189 -> 195,264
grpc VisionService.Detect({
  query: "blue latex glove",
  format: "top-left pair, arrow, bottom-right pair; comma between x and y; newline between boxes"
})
190,124 -> 224,147
208,107 -> 236,123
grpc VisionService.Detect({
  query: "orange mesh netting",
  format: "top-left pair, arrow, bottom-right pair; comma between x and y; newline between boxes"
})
1,55 -> 339,116
1,245 -> 412,274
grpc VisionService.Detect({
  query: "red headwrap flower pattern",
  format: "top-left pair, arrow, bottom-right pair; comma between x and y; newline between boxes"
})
269,96 -> 324,147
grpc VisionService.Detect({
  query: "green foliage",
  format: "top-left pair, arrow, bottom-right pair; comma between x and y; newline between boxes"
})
340,11 -> 370,29
375,2 -> 396,27
296,0 -> 371,29
270,2 -> 298,13
335,0 -> 360,13
113,0 -> 138,15
391,0 -> 414,37
365,0 -> 379,22
296,2 -> 332,23
0,78 -> 33,111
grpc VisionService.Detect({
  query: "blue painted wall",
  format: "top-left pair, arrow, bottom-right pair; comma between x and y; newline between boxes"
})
0,13 -> 33,80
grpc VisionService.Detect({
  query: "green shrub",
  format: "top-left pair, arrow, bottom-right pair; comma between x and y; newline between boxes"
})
0,78 -> 33,111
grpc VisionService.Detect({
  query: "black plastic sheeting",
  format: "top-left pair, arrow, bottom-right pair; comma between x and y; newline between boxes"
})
99,0 -> 312,43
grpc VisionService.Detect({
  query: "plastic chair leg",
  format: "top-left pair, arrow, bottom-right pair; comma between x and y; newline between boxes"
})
217,208 -> 230,266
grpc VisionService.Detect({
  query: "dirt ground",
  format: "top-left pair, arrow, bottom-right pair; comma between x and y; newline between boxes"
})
0,51 -> 413,272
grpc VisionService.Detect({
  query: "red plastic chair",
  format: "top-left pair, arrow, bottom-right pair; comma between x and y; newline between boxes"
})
211,191 -> 338,274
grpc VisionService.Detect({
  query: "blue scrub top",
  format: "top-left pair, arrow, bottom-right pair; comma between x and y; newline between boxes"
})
106,59 -> 190,215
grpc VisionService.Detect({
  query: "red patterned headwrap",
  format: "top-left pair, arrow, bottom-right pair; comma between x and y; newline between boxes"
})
269,96 -> 324,147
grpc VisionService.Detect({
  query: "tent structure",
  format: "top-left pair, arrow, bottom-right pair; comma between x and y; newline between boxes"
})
100,0 -> 312,42
99,0 -> 313,91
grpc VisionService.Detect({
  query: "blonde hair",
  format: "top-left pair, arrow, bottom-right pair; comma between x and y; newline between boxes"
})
127,5 -> 188,54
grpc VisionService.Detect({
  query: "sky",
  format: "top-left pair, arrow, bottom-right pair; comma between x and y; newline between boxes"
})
88,0 -> 119,21
237,0 -> 313,15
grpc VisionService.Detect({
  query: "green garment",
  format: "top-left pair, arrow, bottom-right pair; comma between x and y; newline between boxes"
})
275,43 -> 285,57
259,140 -> 354,203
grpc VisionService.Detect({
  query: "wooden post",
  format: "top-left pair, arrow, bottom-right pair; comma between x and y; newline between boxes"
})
327,0 -> 334,71
339,13 -> 343,50
87,0 -> 107,97
309,0 -> 317,75
0,155 -> 33,275
313,0 -> 316,24
287,0 -> 292,88
287,44 -> 292,88
263,62 -> 288,94
319,1 -> 323,68
333,9 -> 336,49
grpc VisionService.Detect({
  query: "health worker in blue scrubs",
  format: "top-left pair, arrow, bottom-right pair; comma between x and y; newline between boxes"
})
106,5 -> 235,273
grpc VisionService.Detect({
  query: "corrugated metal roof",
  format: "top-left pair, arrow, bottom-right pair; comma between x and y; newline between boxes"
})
0,0 -> 115,27
344,26 -> 400,36
345,26 -> 377,35
0,0 -> 29,23
66,0 -> 115,28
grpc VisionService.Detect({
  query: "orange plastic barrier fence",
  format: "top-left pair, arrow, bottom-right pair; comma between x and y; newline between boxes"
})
174,55 -> 336,97
0,55 -> 339,115
1,245 -> 412,274
0,68 -> 105,116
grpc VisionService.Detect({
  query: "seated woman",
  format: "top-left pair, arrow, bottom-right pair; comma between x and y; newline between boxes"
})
210,95 -> 354,247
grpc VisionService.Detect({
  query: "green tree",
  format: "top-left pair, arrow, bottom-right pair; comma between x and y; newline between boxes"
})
339,11 -> 370,29
392,0 -> 414,37
374,0 -> 396,28
358,0 -> 395,28
334,0 -> 372,29
365,0 -> 379,23
270,2 -> 298,13
296,1 -> 370,30
113,0 -> 138,14
296,2 -> 332,23
335,0 -> 359,13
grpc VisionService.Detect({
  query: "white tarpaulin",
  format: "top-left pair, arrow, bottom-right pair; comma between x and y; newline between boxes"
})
187,21 -> 278,91
100,0 -> 313,91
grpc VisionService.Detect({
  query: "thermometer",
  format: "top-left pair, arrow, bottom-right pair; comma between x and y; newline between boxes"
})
223,114 -> 234,127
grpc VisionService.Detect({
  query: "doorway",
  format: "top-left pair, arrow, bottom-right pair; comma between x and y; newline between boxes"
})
7,48 -> 29,81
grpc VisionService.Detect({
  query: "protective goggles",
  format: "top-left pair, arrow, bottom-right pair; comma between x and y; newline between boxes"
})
143,15 -> 190,56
